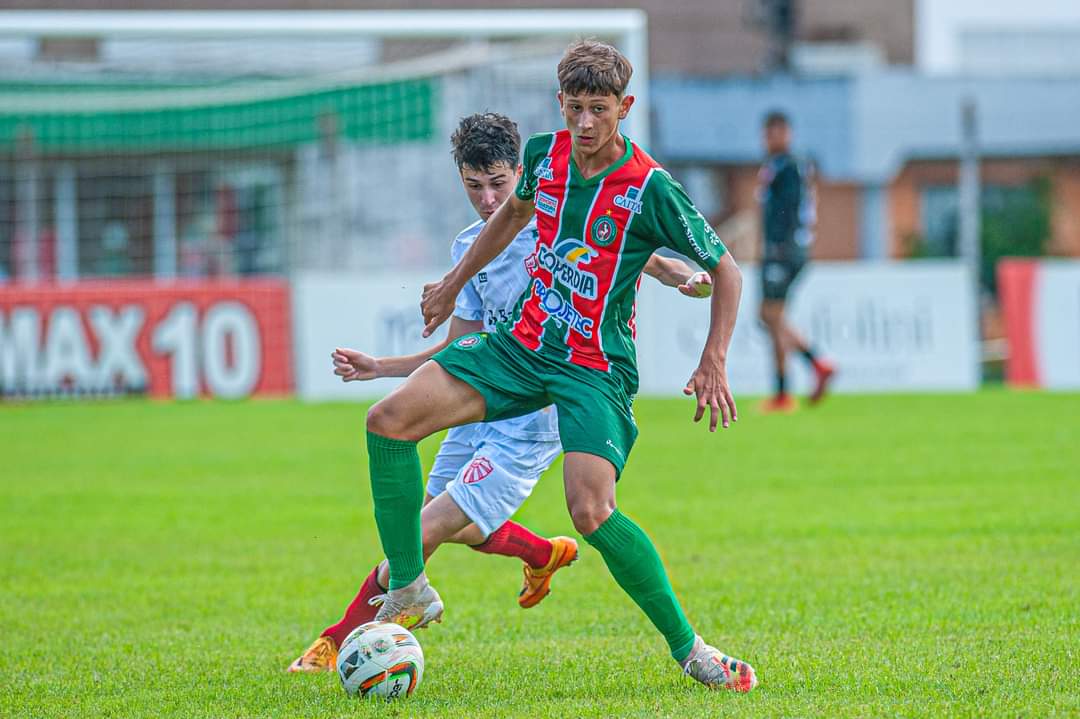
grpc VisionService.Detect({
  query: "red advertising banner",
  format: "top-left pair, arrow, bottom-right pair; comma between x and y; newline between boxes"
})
998,259 -> 1080,389
0,279 -> 292,399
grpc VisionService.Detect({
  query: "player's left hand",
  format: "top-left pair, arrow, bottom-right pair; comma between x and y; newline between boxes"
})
677,271 -> 712,298
421,277 -> 458,338
683,357 -> 737,431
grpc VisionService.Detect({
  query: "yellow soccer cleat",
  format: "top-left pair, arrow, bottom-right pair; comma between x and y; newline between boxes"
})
286,635 -> 338,673
518,536 -> 579,609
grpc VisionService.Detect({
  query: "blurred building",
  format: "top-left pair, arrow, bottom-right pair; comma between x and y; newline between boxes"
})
3,0 -> 1080,280
8,0 -> 916,76
654,74 -> 1080,263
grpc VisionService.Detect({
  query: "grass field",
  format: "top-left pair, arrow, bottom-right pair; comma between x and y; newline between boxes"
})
2,393 -> 1078,718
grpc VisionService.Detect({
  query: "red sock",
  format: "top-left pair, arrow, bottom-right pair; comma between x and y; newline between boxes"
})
320,564 -> 386,646
470,520 -> 553,569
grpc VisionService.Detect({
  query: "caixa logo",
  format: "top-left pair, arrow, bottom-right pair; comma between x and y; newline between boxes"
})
534,156 -> 555,181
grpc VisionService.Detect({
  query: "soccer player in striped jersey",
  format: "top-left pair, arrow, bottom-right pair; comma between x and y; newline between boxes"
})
361,41 -> 758,692
288,112 -> 710,673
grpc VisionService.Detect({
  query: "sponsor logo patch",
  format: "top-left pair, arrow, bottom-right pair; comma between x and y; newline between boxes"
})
591,214 -> 618,247
536,239 -> 599,299
534,156 -> 555,181
614,185 -> 643,214
455,334 -> 484,349
679,214 -> 712,263
531,278 -> 594,338
478,271 -> 488,284
462,457 -> 494,484
536,191 -> 559,217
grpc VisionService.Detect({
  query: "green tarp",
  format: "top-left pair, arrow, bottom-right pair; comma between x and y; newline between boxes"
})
0,77 -> 436,152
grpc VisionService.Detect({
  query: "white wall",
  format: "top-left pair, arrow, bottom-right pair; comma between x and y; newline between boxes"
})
294,261 -> 980,402
917,0 -> 1080,74
635,261 -> 979,397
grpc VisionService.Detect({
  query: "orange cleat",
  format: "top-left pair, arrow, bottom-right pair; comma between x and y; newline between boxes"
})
760,393 -> 798,414
286,635 -> 338,673
518,536 -> 578,609
809,361 -> 836,405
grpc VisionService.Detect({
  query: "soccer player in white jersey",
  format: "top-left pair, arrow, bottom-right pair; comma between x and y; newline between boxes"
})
288,113 -> 710,672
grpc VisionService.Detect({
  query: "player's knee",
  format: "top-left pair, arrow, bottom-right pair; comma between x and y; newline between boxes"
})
366,400 -> 413,440
568,500 -> 614,536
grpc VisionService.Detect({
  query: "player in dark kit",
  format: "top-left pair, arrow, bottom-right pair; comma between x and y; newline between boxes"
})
757,111 -> 834,412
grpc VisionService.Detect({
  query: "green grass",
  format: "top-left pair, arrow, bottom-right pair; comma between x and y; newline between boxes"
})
2,393 -> 1078,718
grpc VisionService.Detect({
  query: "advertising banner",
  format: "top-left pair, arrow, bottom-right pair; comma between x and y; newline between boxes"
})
293,272 -> 445,401
635,260 -> 979,396
0,279 -> 292,399
999,259 -> 1080,389
295,261 -> 978,401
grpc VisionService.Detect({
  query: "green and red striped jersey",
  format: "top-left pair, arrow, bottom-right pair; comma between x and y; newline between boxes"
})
511,129 -> 727,386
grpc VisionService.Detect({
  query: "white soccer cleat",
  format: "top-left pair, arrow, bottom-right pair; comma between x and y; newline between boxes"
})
680,635 -> 758,692
372,573 -> 444,630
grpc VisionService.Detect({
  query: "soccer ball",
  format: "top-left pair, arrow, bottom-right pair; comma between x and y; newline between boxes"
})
336,621 -> 424,700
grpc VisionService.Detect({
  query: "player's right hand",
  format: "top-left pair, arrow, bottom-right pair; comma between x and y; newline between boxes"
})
421,277 -> 457,337
331,347 -> 379,382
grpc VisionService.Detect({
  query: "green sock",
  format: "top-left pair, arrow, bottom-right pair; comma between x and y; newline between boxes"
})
366,431 -> 424,590
585,509 -> 697,662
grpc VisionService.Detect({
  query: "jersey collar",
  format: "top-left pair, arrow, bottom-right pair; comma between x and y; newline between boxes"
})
569,134 -> 633,186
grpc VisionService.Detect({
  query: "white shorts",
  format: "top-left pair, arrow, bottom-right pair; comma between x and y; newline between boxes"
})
426,424 -> 562,537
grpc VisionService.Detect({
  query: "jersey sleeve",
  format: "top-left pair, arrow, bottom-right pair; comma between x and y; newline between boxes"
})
450,236 -> 484,322
514,132 -> 555,202
642,171 -> 728,271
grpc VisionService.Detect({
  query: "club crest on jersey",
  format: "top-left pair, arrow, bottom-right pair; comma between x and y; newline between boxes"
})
531,279 -> 594,338
591,215 -> 618,247
462,457 -> 494,484
534,156 -> 555,181
536,239 -> 598,299
536,190 -> 559,217
478,271 -> 488,283
614,185 -> 643,214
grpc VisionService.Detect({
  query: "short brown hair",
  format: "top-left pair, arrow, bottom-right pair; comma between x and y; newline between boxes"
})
557,39 -> 633,98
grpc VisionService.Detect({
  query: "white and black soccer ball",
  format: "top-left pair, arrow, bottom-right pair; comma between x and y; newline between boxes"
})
336,621 -> 424,700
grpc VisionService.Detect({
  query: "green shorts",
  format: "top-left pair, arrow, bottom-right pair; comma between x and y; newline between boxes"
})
432,329 -> 639,477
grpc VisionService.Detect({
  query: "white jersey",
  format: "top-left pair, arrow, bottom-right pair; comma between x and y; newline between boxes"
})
449,218 -> 560,443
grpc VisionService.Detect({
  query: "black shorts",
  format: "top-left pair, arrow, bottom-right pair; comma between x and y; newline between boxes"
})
761,258 -> 806,301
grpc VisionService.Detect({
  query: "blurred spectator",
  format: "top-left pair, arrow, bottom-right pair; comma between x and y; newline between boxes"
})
757,111 -> 834,412
96,221 -> 133,276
